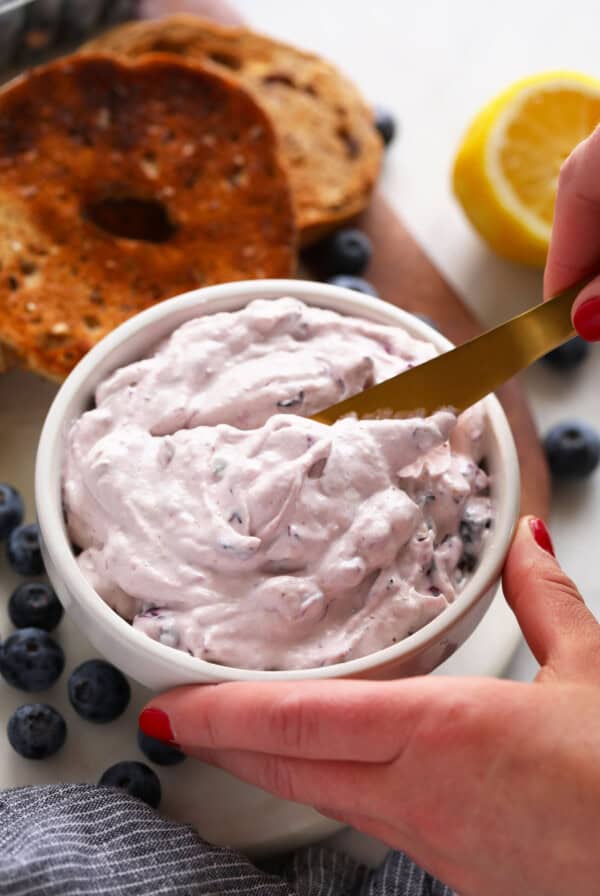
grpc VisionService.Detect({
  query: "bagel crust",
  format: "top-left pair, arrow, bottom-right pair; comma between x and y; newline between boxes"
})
0,53 -> 296,380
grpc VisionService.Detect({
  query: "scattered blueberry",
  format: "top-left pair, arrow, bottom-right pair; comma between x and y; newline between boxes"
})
0,483 -> 24,541
7,703 -> 66,759
99,760 -> 161,809
6,522 -> 44,576
68,659 -> 131,723
0,628 -> 65,691
137,728 -> 186,767
8,581 -> 63,632
373,106 -> 397,146
326,275 -> 379,297
317,228 -> 372,276
544,420 -> 600,479
540,336 -> 589,371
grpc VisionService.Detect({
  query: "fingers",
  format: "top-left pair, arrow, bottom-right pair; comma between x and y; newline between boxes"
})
503,516 -> 600,679
140,674 -> 518,770
189,745 -> 381,817
141,677 -> 452,761
162,680 -> 533,896
544,128 -> 600,340
139,675 -> 527,887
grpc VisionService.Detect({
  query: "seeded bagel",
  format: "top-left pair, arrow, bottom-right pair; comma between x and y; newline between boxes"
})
84,14 -> 383,244
0,53 -> 296,381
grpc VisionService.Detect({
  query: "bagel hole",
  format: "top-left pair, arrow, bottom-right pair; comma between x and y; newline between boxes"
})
84,197 -> 176,243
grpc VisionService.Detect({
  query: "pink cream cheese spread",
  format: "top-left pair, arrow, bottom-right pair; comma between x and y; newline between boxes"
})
63,297 -> 493,670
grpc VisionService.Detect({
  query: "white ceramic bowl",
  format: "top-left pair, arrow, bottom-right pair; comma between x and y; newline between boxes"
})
36,279 -> 520,689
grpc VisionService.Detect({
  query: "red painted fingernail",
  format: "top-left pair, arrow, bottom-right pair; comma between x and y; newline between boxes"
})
573,297 -> 600,341
529,518 -> 555,557
139,707 -> 177,745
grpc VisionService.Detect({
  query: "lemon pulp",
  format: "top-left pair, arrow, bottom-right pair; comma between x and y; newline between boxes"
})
453,72 -> 600,267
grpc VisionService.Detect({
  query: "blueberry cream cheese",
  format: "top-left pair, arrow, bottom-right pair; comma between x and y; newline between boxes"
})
63,297 -> 494,670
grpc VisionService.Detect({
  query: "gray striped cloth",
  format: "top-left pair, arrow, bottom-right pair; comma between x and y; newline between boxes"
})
0,784 -> 455,895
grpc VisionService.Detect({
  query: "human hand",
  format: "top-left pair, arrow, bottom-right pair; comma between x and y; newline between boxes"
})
139,517 -> 600,896
545,126 -> 600,340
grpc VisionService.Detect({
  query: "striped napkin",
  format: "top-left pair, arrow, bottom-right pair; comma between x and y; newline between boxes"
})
0,784 -> 455,895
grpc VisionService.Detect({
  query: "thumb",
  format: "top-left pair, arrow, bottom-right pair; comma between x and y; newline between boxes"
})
502,516 -> 600,682
543,128 -> 600,341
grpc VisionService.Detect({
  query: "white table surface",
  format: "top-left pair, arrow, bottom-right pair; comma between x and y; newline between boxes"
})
232,0 -> 600,864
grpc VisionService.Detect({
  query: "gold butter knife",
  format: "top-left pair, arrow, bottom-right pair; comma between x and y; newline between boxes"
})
314,282 -> 581,423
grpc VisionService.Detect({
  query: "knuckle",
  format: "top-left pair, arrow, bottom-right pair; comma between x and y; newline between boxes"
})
267,692 -> 319,754
410,692 -> 481,756
522,562 -> 584,605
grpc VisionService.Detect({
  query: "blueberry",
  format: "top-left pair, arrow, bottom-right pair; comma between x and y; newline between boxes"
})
6,523 -> 44,576
0,628 -> 65,691
457,510 -> 492,575
544,420 -> 600,479
9,582 -> 63,632
373,106 -> 397,146
68,659 -> 131,723
99,761 -> 161,809
7,704 -> 66,760
137,728 -> 186,767
326,275 -> 379,297
0,483 -> 24,541
540,336 -> 589,371
317,228 -> 372,276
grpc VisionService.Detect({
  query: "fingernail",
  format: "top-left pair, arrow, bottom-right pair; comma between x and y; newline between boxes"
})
529,517 -> 556,557
573,297 -> 600,341
139,707 -> 177,745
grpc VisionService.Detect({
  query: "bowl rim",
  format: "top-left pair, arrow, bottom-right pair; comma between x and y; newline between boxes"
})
35,278 -> 520,682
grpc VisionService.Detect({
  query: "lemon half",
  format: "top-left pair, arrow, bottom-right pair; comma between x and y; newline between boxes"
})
453,71 -> 600,267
